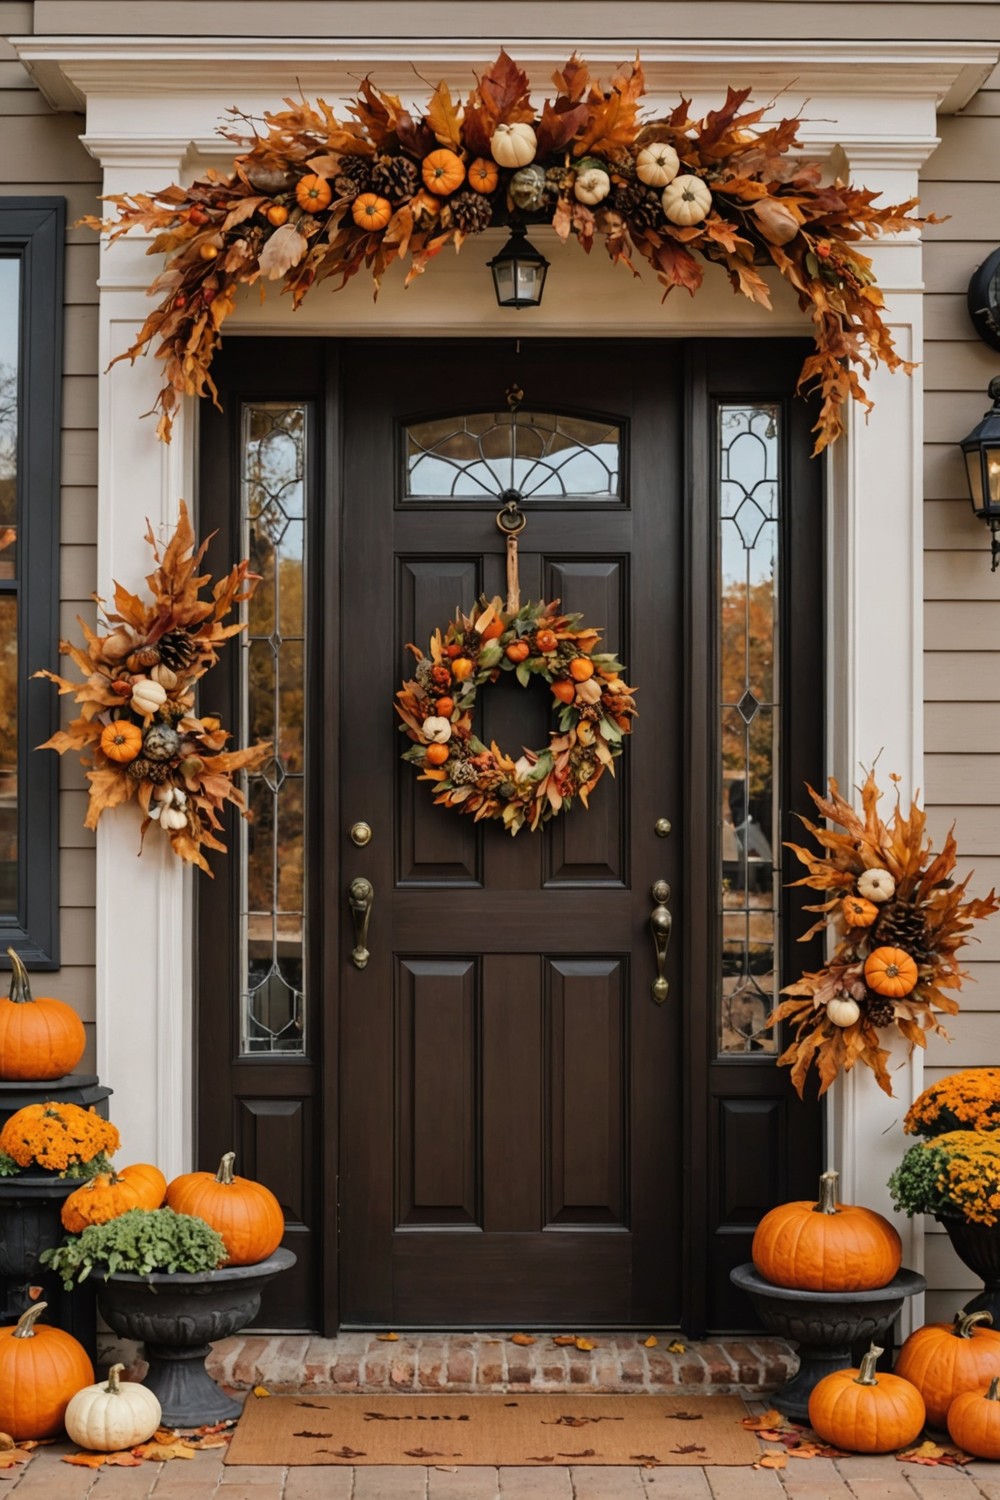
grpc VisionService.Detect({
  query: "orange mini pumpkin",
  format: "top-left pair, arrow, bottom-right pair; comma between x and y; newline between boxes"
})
166,1151 -> 284,1267
864,946 -> 918,998
421,149 -> 466,196
505,641 -> 530,664
451,657 -> 474,681
0,948 -> 86,1082
468,157 -> 499,194
0,1302 -> 94,1441
535,629 -> 558,654
295,175 -> 332,212
425,743 -> 449,767
100,721 -> 143,764
752,1170 -> 902,1293
895,1310 -> 1000,1428
948,1375 -> 1000,1459
808,1344 -> 925,1453
569,657 -> 595,682
435,697 -> 455,718
843,895 -> 879,928
351,193 -> 393,231
551,680 -> 576,704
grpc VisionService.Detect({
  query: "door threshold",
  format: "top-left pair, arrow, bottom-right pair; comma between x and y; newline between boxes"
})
106,1330 -> 797,1396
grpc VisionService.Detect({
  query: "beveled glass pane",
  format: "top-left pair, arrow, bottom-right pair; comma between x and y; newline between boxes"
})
718,404 -> 780,1056
405,410 -> 620,500
240,402 -> 308,1055
0,597 -> 16,915
0,259 -> 18,581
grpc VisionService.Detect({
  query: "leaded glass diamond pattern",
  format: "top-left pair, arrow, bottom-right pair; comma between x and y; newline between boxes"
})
240,403 -> 308,1055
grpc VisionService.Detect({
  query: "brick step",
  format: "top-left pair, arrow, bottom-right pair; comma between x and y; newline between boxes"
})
200,1332 -> 797,1395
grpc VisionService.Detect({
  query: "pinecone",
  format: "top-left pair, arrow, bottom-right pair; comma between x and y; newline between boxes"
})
127,757 -> 169,784
873,899 -> 930,960
545,165 -> 576,195
449,192 -> 493,234
625,187 -> 665,231
157,628 -> 197,672
450,760 -> 479,786
605,147 -> 637,180
866,996 -> 898,1029
338,154 -> 373,190
371,154 -> 419,200
334,175 -> 360,202
415,658 -> 435,691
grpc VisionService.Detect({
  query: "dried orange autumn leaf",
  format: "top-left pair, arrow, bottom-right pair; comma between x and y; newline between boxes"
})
757,1451 -> 788,1470
132,1439 -> 196,1461
252,1385 -> 271,1397
377,1332 -> 400,1342
63,1451 -> 142,1468
511,1333 -> 536,1346
742,1410 -> 789,1431
552,1335 -> 578,1347
643,1335 -> 658,1347
574,1338 -> 596,1351
666,1341 -> 686,1354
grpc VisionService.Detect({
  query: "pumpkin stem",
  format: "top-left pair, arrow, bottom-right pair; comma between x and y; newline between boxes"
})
955,1310 -> 994,1338
105,1363 -> 124,1394
216,1151 -> 237,1185
814,1170 -> 840,1215
855,1344 -> 884,1386
6,948 -> 31,1005
12,1302 -> 48,1339
987,1377 -> 1000,1402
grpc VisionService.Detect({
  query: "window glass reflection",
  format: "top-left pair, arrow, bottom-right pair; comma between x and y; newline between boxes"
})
0,259 -> 19,914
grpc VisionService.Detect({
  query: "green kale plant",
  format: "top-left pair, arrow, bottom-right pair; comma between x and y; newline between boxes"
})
41,1207 -> 227,1288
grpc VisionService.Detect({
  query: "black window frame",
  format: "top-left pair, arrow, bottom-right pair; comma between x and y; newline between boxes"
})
0,198 -> 64,968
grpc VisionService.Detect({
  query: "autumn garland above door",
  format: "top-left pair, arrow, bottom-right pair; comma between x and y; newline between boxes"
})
85,51 -> 933,451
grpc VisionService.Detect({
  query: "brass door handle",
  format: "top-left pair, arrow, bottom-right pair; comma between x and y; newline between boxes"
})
650,879 -> 672,1004
349,877 -> 374,969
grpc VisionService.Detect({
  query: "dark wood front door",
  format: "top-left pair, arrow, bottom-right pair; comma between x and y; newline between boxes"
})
339,343 -> 683,1327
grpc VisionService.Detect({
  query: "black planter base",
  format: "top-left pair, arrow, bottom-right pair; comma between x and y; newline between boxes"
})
730,1264 -> 926,1424
92,1248 -> 296,1429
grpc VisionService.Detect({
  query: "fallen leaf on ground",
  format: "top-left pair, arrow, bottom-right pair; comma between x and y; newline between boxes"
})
756,1451 -> 788,1469
510,1333 -> 535,1346
132,1439 -> 196,1461
742,1409 -> 790,1432
672,1443 -> 706,1455
377,1332 -> 400,1342
404,1448 -> 459,1459
643,1335 -> 658,1347
0,1451 -> 29,1470
666,1341 -> 686,1354
63,1451 -> 142,1468
663,1411 -> 703,1422
252,1384 -> 271,1397
574,1338 -> 596,1351
557,1448 -> 596,1458
631,1453 -> 660,1466
190,1435 -> 230,1449
317,1446 -> 366,1459
552,1335 -> 577,1346
897,1438 -> 972,1467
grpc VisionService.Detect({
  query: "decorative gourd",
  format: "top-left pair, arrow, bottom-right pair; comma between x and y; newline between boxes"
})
425,743 -> 449,767
0,1302 -> 94,1441
947,1375 -> 1000,1459
551,680 -> 576,704
826,995 -> 861,1028
808,1344 -> 925,1453
843,895 -> 879,928
858,867 -> 895,903
295,175 -> 332,212
64,1363 -> 161,1452
864,947 -> 918,999
61,1162 -> 167,1233
422,717 -> 452,744
751,1169 -> 902,1292
165,1151 -> 284,1266
489,122 -> 537,168
635,143 -> 680,187
509,164 -> 547,212
468,158 -> 500,194
266,205 -> 289,227
661,174 -> 713,226
352,193 -> 393,231
574,167 -> 611,205
129,677 -> 167,718
142,724 -> 181,762
421,150 -> 465,196
895,1311 -> 1000,1428
0,949 -> 86,1082
100,722 -> 142,764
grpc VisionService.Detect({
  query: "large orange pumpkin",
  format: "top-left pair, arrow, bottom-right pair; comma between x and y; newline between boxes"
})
948,1375 -> 1000,1459
0,948 -> 86,1081
895,1311 -> 1000,1428
751,1170 -> 902,1292
165,1151 -> 284,1266
61,1162 -> 167,1233
0,1302 -> 94,1440
808,1344 -> 925,1453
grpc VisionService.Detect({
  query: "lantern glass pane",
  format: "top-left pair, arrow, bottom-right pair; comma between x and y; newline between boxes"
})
987,445 -> 1000,505
492,261 -> 516,303
966,448 -> 985,507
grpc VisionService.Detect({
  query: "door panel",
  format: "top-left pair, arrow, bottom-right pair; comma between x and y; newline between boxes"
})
340,342 -> 682,1327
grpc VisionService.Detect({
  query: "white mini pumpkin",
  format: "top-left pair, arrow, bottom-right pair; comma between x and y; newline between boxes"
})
422,716 -> 452,744
129,676 -> 167,717
662,174 -> 713,226
574,167 -> 611,205
636,143 -> 680,188
64,1364 -> 162,1452
490,123 -> 537,169
826,995 -> 861,1028
858,867 -> 896,904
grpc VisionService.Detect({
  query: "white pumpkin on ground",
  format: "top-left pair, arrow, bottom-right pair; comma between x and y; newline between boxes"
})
64,1364 -> 162,1451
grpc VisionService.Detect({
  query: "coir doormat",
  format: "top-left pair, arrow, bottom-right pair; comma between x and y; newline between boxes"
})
225,1392 -> 759,1466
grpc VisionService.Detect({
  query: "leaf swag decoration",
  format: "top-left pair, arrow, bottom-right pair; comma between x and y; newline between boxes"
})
82,51 -> 936,451
769,769 -> 999,1098
34,502 -> 271,873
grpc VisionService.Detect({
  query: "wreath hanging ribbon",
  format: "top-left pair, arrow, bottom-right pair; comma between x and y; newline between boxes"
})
396,500 -> 637,834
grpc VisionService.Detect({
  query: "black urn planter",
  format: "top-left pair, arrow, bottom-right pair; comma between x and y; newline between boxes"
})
938,1216 -> 1000,1324
730,1264 -> 926,1423
0,1172 -> 78,1281
91,1248 -> 296,1428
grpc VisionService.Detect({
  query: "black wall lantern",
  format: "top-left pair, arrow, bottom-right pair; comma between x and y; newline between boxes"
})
487,225 -> 549,308
959,376 -> 1000,571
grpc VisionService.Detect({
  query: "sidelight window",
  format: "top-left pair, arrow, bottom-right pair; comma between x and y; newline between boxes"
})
239,403 -> 308,1054
718,404 -> 781,1055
